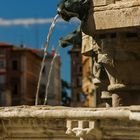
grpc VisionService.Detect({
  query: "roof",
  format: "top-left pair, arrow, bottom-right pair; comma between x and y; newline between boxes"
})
0,42 -> 14,47
12,47 -> 42,59
0,42 -> 61,62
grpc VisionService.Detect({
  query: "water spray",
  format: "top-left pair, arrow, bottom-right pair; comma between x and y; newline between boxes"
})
44,42 -> 61,105
35,14 -> 59,105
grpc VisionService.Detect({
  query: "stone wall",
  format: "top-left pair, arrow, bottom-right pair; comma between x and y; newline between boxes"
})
84,0 -> 140,35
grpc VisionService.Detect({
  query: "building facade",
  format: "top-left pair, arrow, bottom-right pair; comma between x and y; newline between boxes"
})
0,43 -> 61,106
69,45 -> 84,107
38,49 -> 61,106
0,43 -> 42,106
0,43 -> 13,106
1,1 -> 140,140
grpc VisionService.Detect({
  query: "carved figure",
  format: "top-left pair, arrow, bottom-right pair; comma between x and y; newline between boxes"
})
57,0 -> 90,21
59,27 -> 82,47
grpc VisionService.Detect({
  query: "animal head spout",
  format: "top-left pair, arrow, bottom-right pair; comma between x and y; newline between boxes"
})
57,0 -> 90,22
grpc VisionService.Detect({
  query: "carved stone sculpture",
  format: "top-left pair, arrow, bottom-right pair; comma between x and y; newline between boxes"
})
57,0 -> 90,21
58,0 -> 140,106
59,27 -> 82,48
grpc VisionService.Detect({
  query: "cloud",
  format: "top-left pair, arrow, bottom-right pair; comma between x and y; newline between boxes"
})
0,18 -> 63,26
0,17 -> 80,26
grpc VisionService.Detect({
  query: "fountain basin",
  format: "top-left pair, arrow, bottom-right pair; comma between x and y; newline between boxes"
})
0,105 -> 140,140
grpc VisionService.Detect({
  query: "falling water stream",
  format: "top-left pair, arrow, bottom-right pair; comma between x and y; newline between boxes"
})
44,43 -> 60,105
35,14 -> 59,105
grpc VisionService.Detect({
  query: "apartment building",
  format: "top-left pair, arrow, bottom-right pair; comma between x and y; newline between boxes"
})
0,43 -> 61,106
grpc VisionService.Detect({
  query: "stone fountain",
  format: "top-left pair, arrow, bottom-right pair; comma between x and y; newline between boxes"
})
0,0 -> 140,140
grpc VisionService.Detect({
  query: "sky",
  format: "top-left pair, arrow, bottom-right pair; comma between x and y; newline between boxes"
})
0,0 -> 80,83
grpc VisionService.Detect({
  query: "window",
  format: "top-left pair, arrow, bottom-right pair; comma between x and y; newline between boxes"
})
76,52 -> 79,57
77,65 -> 82,73
0,75 -> 5,84
77,93 -> 80,102
12,79 -> 20,95
110,33 -> 117,38
0,59 -> 6,69
126,32 -> 138,38
99,34 -> 106,39
12,83 -> 18,95
0,48 -> 6,56
77,77 -> 82,87
12,60 -> 18,70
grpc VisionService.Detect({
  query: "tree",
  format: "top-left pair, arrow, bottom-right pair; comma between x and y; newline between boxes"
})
61,79 -> 71,106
